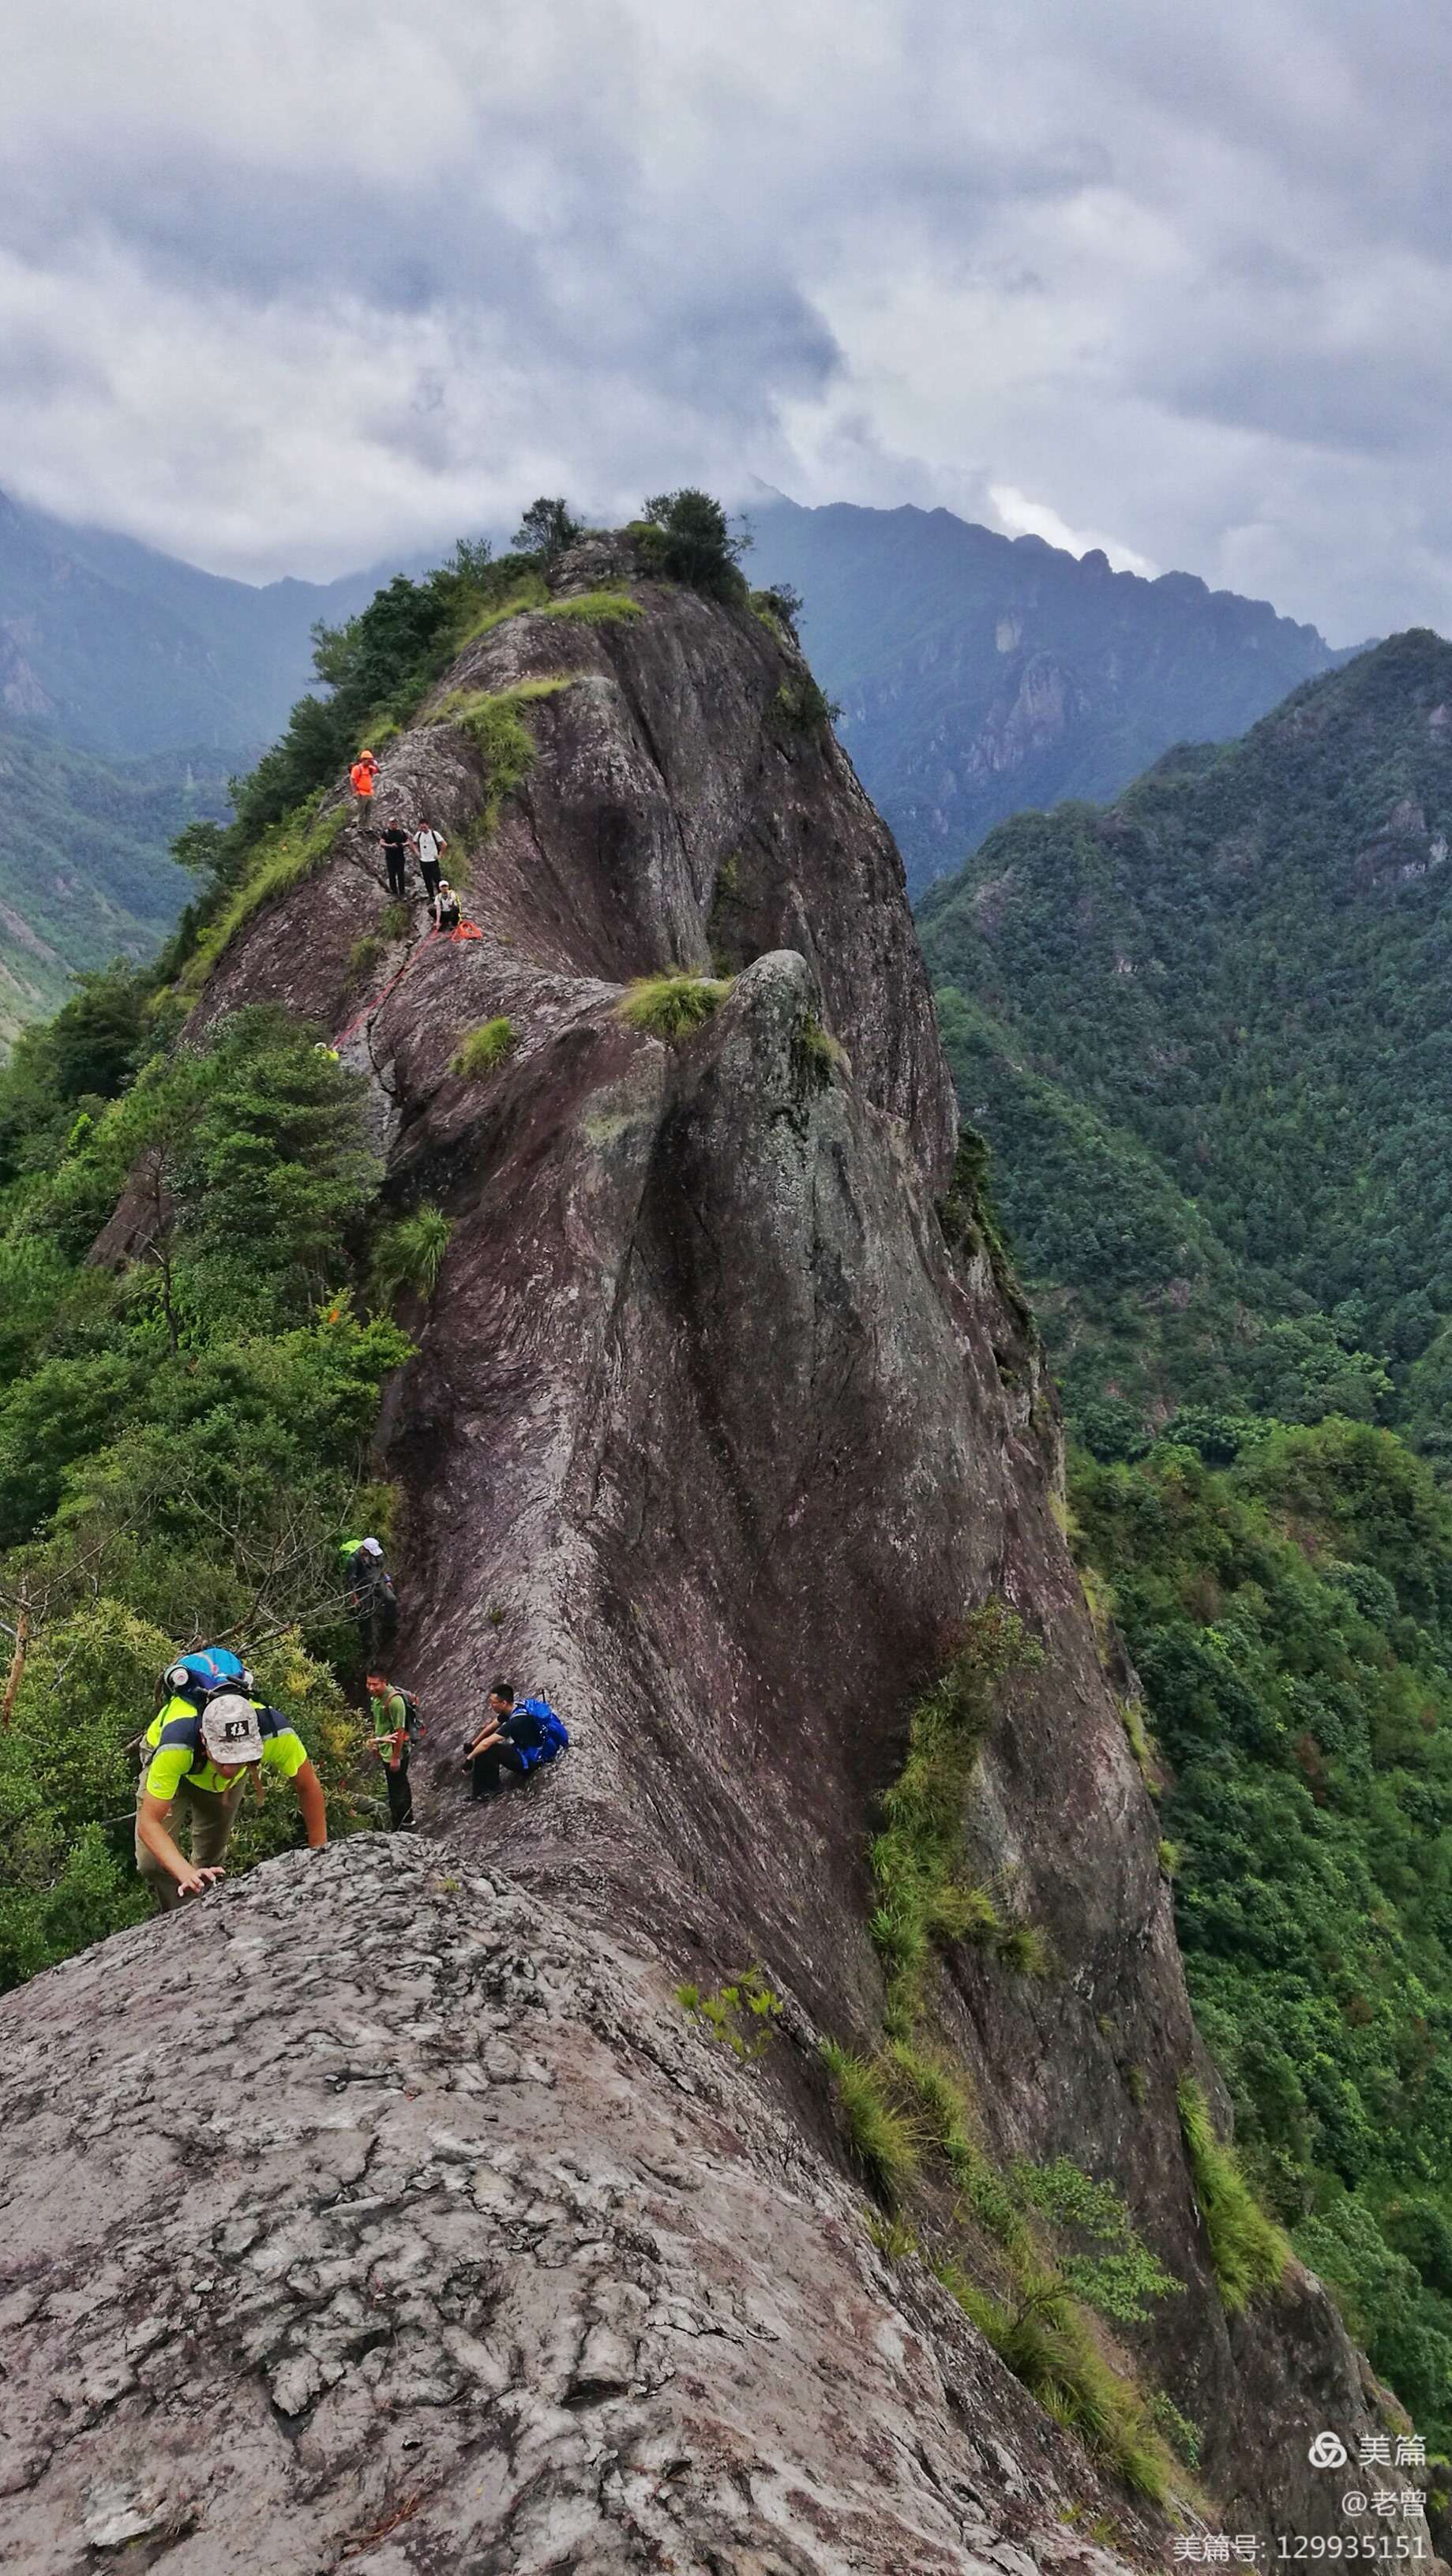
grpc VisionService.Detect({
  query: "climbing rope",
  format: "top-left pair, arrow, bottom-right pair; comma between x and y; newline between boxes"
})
334,926 -> 441,1051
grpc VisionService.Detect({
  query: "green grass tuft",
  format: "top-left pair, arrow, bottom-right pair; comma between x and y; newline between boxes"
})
995,1920 -> 1054,1978
887,2042 -> 1030,2253
180,800 -> 347,992
925,1880 -> 1004,1944
868,1601 -> 1046,2023
452,1018 -> 516,1079
678,1965 -> 783,2060
347,934 -> 386,988
433,677 -> 574,834
617,971 -> 733,1040
866,2210 -> 921,2261
454,576 -> 550,643
1177,2077 -> 1290,2313
369,1204 -> 452,1306
939,2262 -> 1173,2504
1118,1695 -> 1160,1793
795,1011 -> 850,1086
540,588 -> 643,624
819,2038 -> 920,2204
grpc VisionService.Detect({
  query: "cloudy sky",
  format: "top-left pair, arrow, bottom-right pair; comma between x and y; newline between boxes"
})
4,0 -> 1450,640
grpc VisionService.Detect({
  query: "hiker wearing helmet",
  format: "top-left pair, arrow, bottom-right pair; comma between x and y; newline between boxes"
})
135,1652 -> 326,1910
351,749 -> 379,816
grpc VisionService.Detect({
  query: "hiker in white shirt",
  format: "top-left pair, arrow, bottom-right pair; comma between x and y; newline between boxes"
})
411,814 -> 450,909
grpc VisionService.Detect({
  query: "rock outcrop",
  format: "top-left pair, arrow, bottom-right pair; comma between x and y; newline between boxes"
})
3,540 -> 1435,2572
5,1840 -> 1159,2574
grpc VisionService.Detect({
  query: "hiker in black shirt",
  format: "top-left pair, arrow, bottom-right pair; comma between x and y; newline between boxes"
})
379,819 -> 410,900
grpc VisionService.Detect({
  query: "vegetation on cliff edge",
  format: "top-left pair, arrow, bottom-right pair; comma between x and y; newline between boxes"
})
1074,1416 -> 1452,2448
0,1000 -> 415,1989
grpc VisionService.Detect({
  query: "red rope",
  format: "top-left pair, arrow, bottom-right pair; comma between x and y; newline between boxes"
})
334,927 -> 441,1048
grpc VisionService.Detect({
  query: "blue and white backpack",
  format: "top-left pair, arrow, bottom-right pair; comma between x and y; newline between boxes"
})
163,1648 -> 253,1706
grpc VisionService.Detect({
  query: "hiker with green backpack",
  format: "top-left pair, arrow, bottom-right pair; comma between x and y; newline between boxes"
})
340,1535 -> 399,1661
366,1671 -> 421,1831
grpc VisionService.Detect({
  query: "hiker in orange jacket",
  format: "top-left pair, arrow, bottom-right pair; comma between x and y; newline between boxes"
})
351,750 -> 380,816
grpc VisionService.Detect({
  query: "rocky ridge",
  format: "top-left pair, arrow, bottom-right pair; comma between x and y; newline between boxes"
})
2,537 -> 1433,2573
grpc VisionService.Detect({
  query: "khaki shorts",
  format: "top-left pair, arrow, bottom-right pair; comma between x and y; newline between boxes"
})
135,1774 -> 246,1913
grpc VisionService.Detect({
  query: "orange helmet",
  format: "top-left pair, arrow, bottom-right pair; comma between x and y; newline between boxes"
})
360,749 -> 377,763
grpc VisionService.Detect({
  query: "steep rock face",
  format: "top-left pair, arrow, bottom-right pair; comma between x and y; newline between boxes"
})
9,546 -> 1435,2570
2,1839 -> 1154,2576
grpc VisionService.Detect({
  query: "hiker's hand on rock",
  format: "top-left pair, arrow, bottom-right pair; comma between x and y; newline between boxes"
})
176,1866 -> 226,1899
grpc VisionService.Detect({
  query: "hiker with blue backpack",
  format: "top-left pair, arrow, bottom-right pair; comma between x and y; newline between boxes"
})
135,1647 -> 326,1909
463,1678 -> 568,1800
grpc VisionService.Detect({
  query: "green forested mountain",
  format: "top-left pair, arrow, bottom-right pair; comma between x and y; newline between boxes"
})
1075,1419 -> 1452,2451
918,629 -> 1452,1448
0,721 -> 229,1043
918,628 -> 1452,2453
749,492 -> 1352,894
0,490 -> 441,1032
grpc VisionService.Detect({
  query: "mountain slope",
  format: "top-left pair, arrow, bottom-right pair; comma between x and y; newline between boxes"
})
750,493 -> 1353,893
918,631 -> 1452,1427
0,489 -> 412,756
0,535 -> 1428,2569
0,492 -> 430,1042
0,719 -> 227,1042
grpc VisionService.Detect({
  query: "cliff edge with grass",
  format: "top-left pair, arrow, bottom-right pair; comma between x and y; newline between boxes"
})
1,531 -> 1436,2574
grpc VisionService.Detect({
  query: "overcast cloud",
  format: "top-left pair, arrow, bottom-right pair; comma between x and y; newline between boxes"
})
4,0 -> 1451,639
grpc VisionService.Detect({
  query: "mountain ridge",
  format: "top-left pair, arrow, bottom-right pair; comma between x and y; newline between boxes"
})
0,716 -> 227,1041
749,491 -> 1364,891
0,486 -> 418,756
0,483 -> 1375,1043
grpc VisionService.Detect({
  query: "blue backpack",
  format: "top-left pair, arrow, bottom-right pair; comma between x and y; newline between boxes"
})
511,1695 -> 569,1772
163,1647 -> 252,1704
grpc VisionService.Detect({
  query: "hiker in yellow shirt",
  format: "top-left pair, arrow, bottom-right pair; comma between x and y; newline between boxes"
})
135,1652 -> 326,1910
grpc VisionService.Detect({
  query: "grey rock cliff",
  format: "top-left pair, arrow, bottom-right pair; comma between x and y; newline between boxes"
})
9,542 -> 1435,2572
3,1840 -> 1153,2574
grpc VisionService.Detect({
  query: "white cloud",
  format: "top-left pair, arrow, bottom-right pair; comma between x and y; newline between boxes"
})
1,0 -> 1450,636
987,486 -> 1157,578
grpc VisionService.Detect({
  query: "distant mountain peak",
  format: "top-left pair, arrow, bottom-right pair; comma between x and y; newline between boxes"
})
747,493 -> 1353,890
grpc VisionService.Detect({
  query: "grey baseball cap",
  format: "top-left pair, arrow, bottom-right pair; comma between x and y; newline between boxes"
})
199,1692 -> 265,1767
